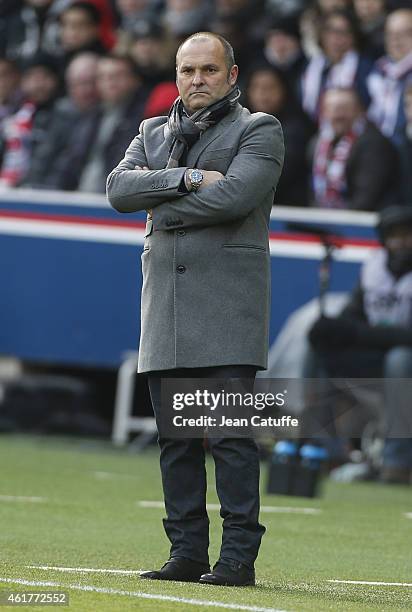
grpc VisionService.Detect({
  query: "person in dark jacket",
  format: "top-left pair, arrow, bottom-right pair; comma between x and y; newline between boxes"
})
262,14 -> 308,108
308,205 -> 412,484
353,0 -> 386,60
24,52 -> 100,189
46,54 -> 148,192
246,63 -> 314,206
312,86 -> 400,210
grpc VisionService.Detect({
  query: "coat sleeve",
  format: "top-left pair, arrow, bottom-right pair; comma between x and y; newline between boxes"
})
151,113 -> 284,230
106,119 -> 187,212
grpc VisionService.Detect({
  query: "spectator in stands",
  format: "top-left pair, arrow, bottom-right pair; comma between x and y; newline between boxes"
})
0,53 -> 59,188
59,1 -> 107,68
163,0 -> 212,39
126,22 -> 175,88
399,80 -> 412,204
115,0 -> 155,33
0,0 -> 63,61
215,0 -> 266,41
246,64 -> 314,206
312,87 -> 399,210
353,0 -> 386,60
25,53 -> 100,189
266,0 -> 306,19
211,14 -> 263,82
0,58 -> 23,126
262,14 -> 308,106
317,0 -> 352,8
301,0 -> 355,57
45,54 -> 148,192
0,0 -> 23,18
308,205 -> 412,485
367,8 -> 412,145
302,9 -> 373,120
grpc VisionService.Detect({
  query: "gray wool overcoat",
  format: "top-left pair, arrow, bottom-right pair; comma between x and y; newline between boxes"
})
107,103 -> 284,373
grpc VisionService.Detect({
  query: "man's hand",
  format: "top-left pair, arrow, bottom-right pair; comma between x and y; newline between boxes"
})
198,170 -> 223,189
135,165 -> 152,216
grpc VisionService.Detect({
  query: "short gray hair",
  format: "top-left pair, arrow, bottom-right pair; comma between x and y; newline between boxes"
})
176,32 -> 236,73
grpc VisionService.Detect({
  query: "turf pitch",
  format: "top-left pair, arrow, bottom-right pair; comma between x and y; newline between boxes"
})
0,434 -> 411,611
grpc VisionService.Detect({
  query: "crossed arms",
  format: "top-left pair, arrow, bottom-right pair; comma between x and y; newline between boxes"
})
106,113 -> 284,230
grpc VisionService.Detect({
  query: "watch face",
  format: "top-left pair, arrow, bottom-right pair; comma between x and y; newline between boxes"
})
191,169 -> 203,183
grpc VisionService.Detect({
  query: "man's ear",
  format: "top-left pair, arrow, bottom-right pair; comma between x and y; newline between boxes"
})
228,64 -> 239,86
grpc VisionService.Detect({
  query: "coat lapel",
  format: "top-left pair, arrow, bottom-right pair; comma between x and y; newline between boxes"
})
187,104 -> 242,167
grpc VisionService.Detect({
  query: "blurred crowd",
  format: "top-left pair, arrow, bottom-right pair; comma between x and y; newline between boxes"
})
0,0 -> 411,208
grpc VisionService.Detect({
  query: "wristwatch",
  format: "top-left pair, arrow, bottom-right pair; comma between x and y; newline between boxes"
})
187,168 -> 204,192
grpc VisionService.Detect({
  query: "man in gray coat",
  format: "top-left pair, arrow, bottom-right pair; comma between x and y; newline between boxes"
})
107,32 -> 284,586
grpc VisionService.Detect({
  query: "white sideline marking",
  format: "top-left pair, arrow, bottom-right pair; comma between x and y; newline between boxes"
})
138,501 -> 321,515
260,505 -> 320,515
404,512 -> 412,519
27,565 -> 143,575
0,495 -> 45,503
328,579 -> 412,587
93,471 -> 138,480
0,578 -> 289,612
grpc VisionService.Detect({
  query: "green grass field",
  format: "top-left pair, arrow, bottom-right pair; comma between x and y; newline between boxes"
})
0,434 -> 411,611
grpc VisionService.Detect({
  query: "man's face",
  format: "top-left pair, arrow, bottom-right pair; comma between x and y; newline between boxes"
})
22,66 -> 58,105
60,8 -> 99,52
385,226 -> 412,254
131,37 -> 163,68
66,58 -> 99,112
176,38 -> 238,114
385,224 -> 412,276
322,89 -> 361,135
97,59 -> 137,105
385,11 -> 412,63
322,15 -> 355,63
354,0 -> 384,23
265,31 -> 300,65
247,70 -> 285,115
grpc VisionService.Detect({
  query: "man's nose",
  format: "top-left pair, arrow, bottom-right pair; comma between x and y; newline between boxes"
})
192,71 -> 204,86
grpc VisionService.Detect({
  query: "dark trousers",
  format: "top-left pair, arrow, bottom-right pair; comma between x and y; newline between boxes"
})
147,365 -> 266,569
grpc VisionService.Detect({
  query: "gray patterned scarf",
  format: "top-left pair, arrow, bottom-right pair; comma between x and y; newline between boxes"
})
166,86 -> 241,168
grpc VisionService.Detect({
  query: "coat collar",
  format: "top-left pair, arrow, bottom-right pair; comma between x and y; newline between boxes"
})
162,103 -> 242,165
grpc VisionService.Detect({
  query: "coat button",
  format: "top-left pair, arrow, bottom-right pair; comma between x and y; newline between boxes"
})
177,229 -> 186,236
176,265 -> 186,274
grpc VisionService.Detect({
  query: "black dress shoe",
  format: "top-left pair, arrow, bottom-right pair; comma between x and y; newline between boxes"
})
140,557 -> 210,582
199,559 -> 255,586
